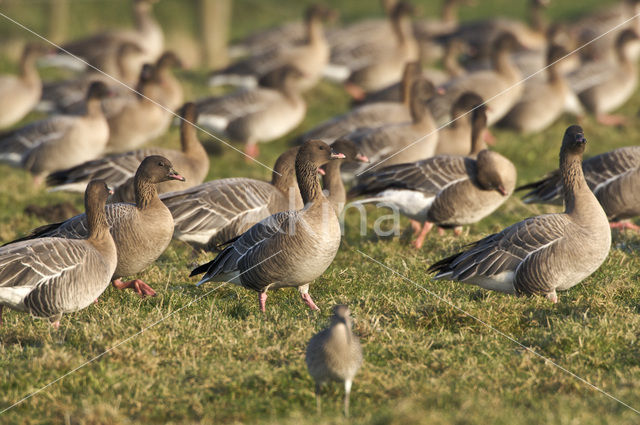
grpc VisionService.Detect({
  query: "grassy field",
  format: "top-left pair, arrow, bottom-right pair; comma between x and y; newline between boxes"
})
2,0 -> 640,424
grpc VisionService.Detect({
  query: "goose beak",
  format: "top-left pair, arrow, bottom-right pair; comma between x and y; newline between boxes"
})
330,151 -> 346,160
356,153 -> 369,163
107,186 -> 114,196
436,87 -> 446,95
317,167 -> 326,175
576,134 -> 587,145
168,169 -> 186,181
497,185 -> 508,196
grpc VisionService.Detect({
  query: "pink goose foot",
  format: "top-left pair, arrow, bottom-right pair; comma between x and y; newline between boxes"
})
610,221 -> 640,231
258,292 -> 267,312
453,226 -> 463,236
597,114 -> 626,126
409,219 -> 422,237
112,279 -> 157,297
344,82 -> 366,101
483,128 -> 496,145
413,222 -> 434,249
301,292 -> 320,311
244,143 -> 259,160
546,292 -> 558,304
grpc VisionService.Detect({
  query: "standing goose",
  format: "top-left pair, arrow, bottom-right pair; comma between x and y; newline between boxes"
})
46,103 -> 208,202
161,146 -> 303,251
517,146 -> 640,231
190,140 -> 345,312
428,125 -> 611,303
349,106 -> 515,249
8,156 -> 185,297
306,305 -> 363,417
500,44 -> 581,133
0,43 -> 49,128
153,52 -> 184,112
0,180 -> 117,328
198,65 -> 307,158
434,92 -> 486,156
321,139 -> 369,214
208,5 -> 334,90
0,82 -> 111,185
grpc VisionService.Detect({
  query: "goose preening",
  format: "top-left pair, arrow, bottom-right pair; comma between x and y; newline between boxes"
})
428,125 -> 611,303
190,140 -> 345,312
0,43 -> 49,128
322,139 -> 369,214
517,146 -> 640,231
208,5 -> 334,90
349,106 -> 515,248
0,180 -> 117,328
198,65 -> 307,158
306,305 -> 363,417
47,102 -> 208,202
0,81 -> 111,185
8,156 -> 185,297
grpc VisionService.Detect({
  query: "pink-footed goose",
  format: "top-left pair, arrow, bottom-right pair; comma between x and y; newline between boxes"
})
429,125 -> 611,303
47,103 -> 208,202
0,44 -> 49,128
0,180 -> 117,328
306,305 -> 363,417
349,105 -> 515,249
8,156 -> 185,297
190,140 -> 345,312
517,146 -> 640,231
198,65 -> 307,158
161,146 -> 303,251
0,82 -> 111,185
435,92 -> 486,156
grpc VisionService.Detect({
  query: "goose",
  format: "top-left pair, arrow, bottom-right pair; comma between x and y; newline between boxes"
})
428,125 -> 611,303
8,156 -> 185,297
428,32 -> 524,126
208,5 -> 334,90
343,1 -> 419,99
306,305 -> 363,417
190,140 -> 345,312
44,0 -> 163,72
46,102 -> 208,202
435,92 -> 486,156
0,43 -> 49,128
573,29 -> 639,126
295,62 -> 420,145
0,180 -> 117,328
517,146 -> 640,231
152,51 -> 184,111
499,44 -> 582,133
0,82 -> 111,185
198,65 -> 307,158
349,107 -> 515,249
338,78 -> 440,177
322,139 -> 370,214
161,146 -> 303,251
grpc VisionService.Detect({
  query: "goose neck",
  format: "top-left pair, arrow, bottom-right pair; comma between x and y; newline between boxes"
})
86,199 -> 110,241
306,16 -> 325,46
86,97 -> 104,118
19,52 -> 39,83
135,178 -> 160,209
529,1 -> 546,33
323,160 -> 345,207
560,148 -> 590,215
296,159 -> 323,205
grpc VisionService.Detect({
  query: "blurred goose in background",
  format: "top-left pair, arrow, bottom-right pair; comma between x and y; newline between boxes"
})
296,62 -> 419,144
338,79 -> 439,177
322,139 -> 369,214
8,156 -> 185,297
428,32 -> 524,126
209,5 -> 334,90
0,181 -> 116,328
0,44 -> 49,128
500,44 -> 582,133
306,305 -> 363,417
349,107 -> 515,248
0,82 -> 111,185
162,146 -> 303,251
199,65 -> 306,158
47,103 -> 208,202
517,146 -> 640,231
152,52 -> 184,111
191,140 -> 345,312
572,29 -> 639,126
428,125 -> 611,303
43,0 -> 163,72
435,92 -> 486,155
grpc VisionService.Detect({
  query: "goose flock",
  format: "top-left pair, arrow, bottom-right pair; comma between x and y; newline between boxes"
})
1,0 -> 640,417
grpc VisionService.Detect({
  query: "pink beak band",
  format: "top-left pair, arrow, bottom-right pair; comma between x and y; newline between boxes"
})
330,152 -> 346,159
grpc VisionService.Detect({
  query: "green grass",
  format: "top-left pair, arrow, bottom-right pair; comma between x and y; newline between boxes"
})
2,0 -> 640,424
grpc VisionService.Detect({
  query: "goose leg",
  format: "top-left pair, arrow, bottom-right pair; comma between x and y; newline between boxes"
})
483,128 -> 496,145
298,284 -> 320,310
112,279 -> 157,297
413,222 -> 433,249
610,221 -> 640,231
409,219 -> 422,236
258,292 -> 267,312
49,313 -> 62,329
315,382 -> 322,414
344,82 -> 366,101
453,226 -> 463,236
597,114 -> 626,126
344,379 -> 352,417
244,142 -> 259,160
546,291 -> 558,304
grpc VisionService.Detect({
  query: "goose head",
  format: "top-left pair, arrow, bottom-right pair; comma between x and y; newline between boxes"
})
137,155 -> 186,184
85,81 -> 111,101
156,51 -> 184,70
330,139 -> 369,164
305,4 -> 337,23
258,65 -> 306,92
615,29 -> 640,62
330,304 -> 353,327
561,125 -> 587,156
476,150 -> 517,196
297,140 -> 345,172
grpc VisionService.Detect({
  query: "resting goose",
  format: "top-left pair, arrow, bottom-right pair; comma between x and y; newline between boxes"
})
349,107 -> 514,248
429,125 -> 611,303
0,44 -> 49,128
428,32 -> 524,126
435,92 -> 486,156
47,102 -> 208,202
8,156 -> 185,297
0,180 -> 116,328
306,305 -> 363,417
162,146 -> 303,251
500,44 -> 581,133
0,82 -> 111,185
190,140 -> 345,312
198,65 -> 307,158
322,139 -> 369,214
296,62 -> 419,144
517,146 -> 640,231
208,5 -> 334,90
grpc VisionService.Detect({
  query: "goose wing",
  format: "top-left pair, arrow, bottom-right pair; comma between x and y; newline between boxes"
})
0,116 -> 76,165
